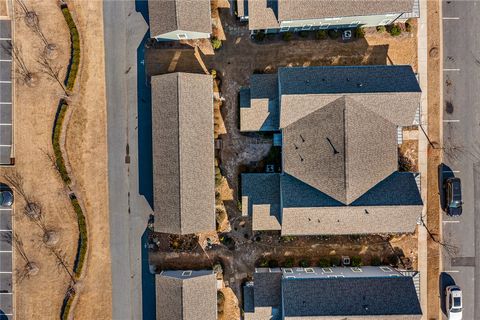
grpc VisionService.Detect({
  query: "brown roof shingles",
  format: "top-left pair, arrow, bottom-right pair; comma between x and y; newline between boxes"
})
152,73 -> 215,235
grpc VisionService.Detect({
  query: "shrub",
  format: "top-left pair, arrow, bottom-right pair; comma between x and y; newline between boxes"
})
370,255 -> 382,266
61,7 -> 81,92
281,235 -> 296,243
317,257 -> 330,267
329,256 -> 341,266
254,30 -> 265,41
315,30 -> 327,40
351,256 -> 363,267
215,166 -> 223,187
299,30 -> 309,38
52,102 -> 71,184
61,292 -> 76,320
211,69 -> 217,79
328,29 -> 340,39
284,257 -> 294,268
299,259 -> 310,268
405,20 -> 413,33
258,258 -> 269,267
282,32 -> 293,41
389,24 -> 402,37
355,27 -> 365,38
71,198 -> 88,277
211,37 -> 222,50
384,254 -> 399,266
237,200 -> 242,211
217,291 -> 225,313
376,25 -> 386,33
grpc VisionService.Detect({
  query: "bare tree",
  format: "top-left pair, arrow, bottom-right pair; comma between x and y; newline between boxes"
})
418,215 -> 458,257
1,232 -> 39,283
37,53 -> 68,96
15,0 -> 38,28
47,247 -> 76,284
1,41 -> 37,87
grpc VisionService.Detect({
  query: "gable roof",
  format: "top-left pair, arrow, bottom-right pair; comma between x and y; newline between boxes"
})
152,73 -> 215,234
282,276 -> 421,318
277,0 -> 415,22
246,0 -> 414,30
246,267 -> 422,319
156,270 -> 217,320
148,0 -> 212,37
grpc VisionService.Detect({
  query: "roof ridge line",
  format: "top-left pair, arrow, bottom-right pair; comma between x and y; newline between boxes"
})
176,73 -> 183,233
343,97 -> 349,204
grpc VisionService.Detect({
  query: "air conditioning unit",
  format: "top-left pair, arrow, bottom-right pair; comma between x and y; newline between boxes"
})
342,256 -> 351,266
266,164 -> 275,173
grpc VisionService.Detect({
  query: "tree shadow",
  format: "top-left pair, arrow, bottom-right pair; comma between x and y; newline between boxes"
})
439,272 -> 456,315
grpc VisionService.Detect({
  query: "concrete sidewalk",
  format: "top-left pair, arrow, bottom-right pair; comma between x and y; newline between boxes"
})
415,0 -> 429,318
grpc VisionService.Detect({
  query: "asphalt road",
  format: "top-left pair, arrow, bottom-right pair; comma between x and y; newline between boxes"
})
441,1 -> 480,319
103,1 -> 151,319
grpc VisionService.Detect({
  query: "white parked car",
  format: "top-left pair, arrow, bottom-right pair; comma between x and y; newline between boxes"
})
446,285 -> 463,320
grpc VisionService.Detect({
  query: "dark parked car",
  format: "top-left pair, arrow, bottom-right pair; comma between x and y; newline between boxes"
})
444,177 -> 463,215
0,190 -> 13,207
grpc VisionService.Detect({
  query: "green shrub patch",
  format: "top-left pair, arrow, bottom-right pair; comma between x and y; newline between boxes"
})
71,198 -> 88,277
52,102 -> 71,184
61,7 -> 81,92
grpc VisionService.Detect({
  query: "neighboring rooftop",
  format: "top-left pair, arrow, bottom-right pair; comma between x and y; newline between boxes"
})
246,267 -> 422,320
148,0 -> 212,37
152,72 -> 215,235
156,270 -> 217,320
242,0 -> 415,30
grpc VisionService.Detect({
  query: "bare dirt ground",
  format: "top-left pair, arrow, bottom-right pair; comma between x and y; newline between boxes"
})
426,0 -> 442,319
2,1 -> 77,319
218,287 -> 240,320
0,0 -> 7,16
66,1 -> 112,319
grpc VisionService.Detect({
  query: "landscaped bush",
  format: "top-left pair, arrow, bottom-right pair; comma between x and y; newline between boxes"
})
254,30 -> 265,41
211,37 -> 222,50
376,25 -> 386,33
258,258 -> 269,267
282,32 -> 293,41
284,257 -> 294,268
61,7 -> 81,92
405,19 -> 413,33
299,30 -> 310,38
60,291 -> 75,320
328,29 -> 340,39
355,27 -> 365,38
71,198 -> 88,277
52,102 -> 71,184
299,259 -> 311,268
268,259 -> 279,268
317,257 -> 330,267
370,255 -> 382,266
389,24 -> 402,37
215,166 -> 223,187
211,69 -> 217,79
351,256 -> 363,267
217,291 -> 225,314
315,30 -> 327,40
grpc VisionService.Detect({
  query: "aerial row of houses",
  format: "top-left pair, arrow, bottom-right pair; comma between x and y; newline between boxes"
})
148,1 -> 423,320
148,0 -> 419,40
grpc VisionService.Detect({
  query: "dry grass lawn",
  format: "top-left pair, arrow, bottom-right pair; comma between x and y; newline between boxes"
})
66,0 -> 112,319
3,1 -> 77,319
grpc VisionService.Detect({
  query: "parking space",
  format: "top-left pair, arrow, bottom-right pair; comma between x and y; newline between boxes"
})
0,205 -> 12,319
0,19 -> 13,165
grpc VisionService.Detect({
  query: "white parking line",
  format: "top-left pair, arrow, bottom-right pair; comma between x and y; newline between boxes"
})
0,123 -> 12,126
443,220 -> 460,223
444,270 -> 460,273
0,102 -> 11,105
443,17 -> 460,20
0,59 -> 12,62
0,81 -> 11,84
443,68 -> 460,71
0,230 -> 12,232
0,292 -> 12,295
0,250 -> 12,253
0,208 -> 12,211
0,38 -> 11,41
0,271 -> 12,274
0,145 -> 12,147
443,119 -> 460,122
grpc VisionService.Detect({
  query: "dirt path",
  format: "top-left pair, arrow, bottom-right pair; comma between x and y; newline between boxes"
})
4,1 -> 78,319
426,1 -> 442,319
65,1 -> 112,319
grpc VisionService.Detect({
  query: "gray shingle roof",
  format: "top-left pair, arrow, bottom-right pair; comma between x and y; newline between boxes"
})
282,96 -> 398,205
152,73 -> 215,235
278,0 -> 414,22
245,0 -> 414,30
282,276 -> 421,318
156,270 -> 217,320
148,0 -> 212,37
240,74 -> 280,132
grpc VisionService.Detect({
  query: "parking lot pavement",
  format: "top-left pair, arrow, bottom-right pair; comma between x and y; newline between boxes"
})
0,206 -> 13,319
0,19 -> 13,165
